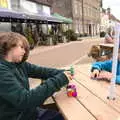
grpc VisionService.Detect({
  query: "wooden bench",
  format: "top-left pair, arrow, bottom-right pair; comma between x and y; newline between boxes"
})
53,64 -> 120,120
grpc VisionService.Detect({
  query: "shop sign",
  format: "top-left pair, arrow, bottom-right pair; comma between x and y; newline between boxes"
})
0,0 -> 8,8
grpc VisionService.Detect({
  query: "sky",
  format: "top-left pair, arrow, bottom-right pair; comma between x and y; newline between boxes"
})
103,0 -> 120,19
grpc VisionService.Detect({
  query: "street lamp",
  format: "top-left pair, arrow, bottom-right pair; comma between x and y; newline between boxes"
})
100,0 -> 103,8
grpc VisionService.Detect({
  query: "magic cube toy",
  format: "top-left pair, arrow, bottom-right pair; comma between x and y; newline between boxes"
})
67,84 -> 77,97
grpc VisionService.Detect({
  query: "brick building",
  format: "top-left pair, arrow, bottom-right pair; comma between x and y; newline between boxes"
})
52,0 -> 101,36
100,7 -> 120,33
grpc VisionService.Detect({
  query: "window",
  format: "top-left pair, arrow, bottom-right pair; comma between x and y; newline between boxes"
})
10,0 -> 19,10
74,0 -> 78,15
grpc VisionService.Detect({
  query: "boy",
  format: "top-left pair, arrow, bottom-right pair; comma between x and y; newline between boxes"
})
91,49 -> 120,84
0,32 -> 72,120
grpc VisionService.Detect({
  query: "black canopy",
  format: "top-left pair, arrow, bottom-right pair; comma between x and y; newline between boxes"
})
23,12 -> 47,23
0,8 -> 62,23
0,7 -> 26,22
37,10 -> 63,24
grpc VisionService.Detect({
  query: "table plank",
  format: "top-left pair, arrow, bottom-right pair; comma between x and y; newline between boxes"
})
54,88 -> 96,120
75,64 -> 120,96
99,43 -> 114,48
72,80 -> 120,120
74,64 -> 120,113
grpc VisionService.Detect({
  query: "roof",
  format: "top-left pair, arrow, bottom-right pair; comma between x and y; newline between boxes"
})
108,14 -> 120,23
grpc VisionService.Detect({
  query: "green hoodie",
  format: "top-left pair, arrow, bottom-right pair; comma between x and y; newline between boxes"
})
0,60 -> 69,120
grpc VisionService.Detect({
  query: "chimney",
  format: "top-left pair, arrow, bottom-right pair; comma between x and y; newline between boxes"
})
107,7 -> 111,14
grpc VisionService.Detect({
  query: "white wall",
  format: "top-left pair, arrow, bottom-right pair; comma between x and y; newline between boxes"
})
42,5 -> 50,15
20,0 -> 37,13
0,22 -> 11,32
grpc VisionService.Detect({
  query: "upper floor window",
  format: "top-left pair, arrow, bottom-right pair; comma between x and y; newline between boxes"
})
74,0 -> 78,15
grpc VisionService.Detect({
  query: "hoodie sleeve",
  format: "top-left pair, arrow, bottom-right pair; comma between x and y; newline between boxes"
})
23,62 -> 64,80
91,60 -> 112,72
116,75 -> 120,84
0,67 -> 69,111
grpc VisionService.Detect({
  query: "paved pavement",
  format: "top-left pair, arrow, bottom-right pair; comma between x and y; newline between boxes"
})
28,36 -> 104,68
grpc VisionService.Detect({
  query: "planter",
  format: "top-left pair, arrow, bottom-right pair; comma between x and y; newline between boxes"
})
47,36 -> 53,45
63,36 -> 67,43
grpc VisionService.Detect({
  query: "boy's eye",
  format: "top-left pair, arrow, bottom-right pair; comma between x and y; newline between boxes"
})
18,44 -> 24,48
21,46 -> 24,48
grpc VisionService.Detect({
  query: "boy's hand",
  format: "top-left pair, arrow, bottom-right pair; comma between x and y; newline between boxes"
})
97,71 -> 112,81
91,69 -> 100,79
91,70 -> 112,82
64,71 -> 73,81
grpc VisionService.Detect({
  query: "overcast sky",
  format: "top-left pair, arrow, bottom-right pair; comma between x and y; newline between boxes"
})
103,0 -> 120,19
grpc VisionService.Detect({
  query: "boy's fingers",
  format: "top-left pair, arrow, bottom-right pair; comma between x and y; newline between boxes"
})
64,71 -> 73,81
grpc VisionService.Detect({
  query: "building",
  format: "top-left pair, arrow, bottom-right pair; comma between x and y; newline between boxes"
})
0,0 -> 101,36
28,0 -> 53,6
0,0 -> 55,33
10,0 -> 52,15
11,0 -> 101,36
100,7 -> 120,33
52,0 -> 101,36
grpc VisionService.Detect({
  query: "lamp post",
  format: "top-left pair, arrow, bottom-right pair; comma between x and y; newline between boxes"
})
81,0 -> 85,35
100,0 -> 103,8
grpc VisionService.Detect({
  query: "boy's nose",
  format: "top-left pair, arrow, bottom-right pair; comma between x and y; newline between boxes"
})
23,49 -> 25,54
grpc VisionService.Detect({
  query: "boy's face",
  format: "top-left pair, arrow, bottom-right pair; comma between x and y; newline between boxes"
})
6,41 -> 25,63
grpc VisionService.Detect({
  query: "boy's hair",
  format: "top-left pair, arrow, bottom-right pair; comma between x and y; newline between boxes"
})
88,45 -> 112,61
88,45 -> 100,59
0,32 -> 30,62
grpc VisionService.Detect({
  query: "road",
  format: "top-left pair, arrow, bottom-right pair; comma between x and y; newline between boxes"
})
28,37 -> 103,68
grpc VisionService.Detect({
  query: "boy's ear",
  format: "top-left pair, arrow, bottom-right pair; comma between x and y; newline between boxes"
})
22,51 -> 29,62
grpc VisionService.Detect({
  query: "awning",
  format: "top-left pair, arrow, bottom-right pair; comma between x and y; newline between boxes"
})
0,8 -> 47,23
52,13 -> 72,24
37,11 -> 63,24
23,12 -> 47,23
46,15 -> 63,23
0,8 -> 63,24
0,7 -> 25,22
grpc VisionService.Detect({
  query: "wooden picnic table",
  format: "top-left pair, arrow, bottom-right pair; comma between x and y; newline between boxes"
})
99,43 -> 114,48
99,43 -> 114,55
53,64 -> 120,120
